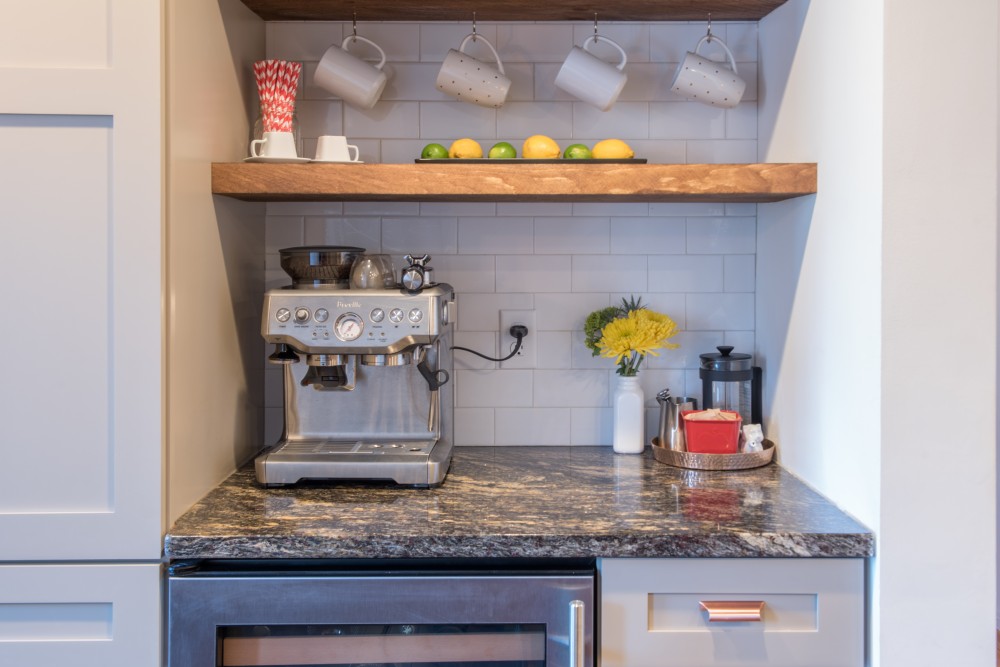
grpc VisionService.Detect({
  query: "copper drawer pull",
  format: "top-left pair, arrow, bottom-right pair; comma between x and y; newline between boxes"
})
699,600 -> 765,622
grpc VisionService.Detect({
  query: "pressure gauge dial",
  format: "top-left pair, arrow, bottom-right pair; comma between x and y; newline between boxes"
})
334,313 -> 364,341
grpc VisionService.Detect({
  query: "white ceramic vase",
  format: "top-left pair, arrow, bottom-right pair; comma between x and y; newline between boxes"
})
612,376 -> 645,454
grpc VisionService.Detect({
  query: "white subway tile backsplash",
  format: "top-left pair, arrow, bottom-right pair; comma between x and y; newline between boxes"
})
263,20 -> 760,446
497,102 -> 574,141
534,370 -> 610,407
454,408 -> 495,445
686,293 -> 754,330
419,102 -> 497,139
609,217 -> 686,254
723,331 -> 756,357
648,255 -> 724,292
573,102 -> 650,139
724,255 -> 756,292
459,217 -> 534,254
381,217 -> 458,254
433,254 -> 496,293
572,255 -> 647,292
456,292 -> 534,331
496,255 -> 572,293
686,217 -> 756,254
495,408 -> 572,445
649,102 -> 725,139
345,101 -> 420,138
496,24 -> 575,62
534,217 -> 610,254
456,369 -> 534,407
570,407 -> 612,445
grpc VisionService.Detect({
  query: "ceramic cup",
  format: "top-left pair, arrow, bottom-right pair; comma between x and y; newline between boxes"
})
436,34 -> 511,108
554,35 -> 628,111
249,130 -> 298,159
669,35 -> 746,108
314,135 -> 360,162
314,35 -> 388,110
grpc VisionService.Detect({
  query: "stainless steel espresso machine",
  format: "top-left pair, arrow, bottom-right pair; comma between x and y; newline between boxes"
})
255,247 -> 456,487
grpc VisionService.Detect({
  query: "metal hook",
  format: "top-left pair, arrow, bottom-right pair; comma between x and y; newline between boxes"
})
706,12 -> 712,43
594,12 -> 598,38
352,12 -> 357,42
472,12 -> 477,41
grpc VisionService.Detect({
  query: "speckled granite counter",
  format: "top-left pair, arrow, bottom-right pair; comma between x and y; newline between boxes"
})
164,446 -> 873,560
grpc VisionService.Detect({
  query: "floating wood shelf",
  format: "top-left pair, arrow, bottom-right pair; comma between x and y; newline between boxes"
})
237,0 -> 789,22
212,162 -> 817,203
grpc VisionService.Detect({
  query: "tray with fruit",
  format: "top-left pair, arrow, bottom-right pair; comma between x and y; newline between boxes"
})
415,136 -> 644,163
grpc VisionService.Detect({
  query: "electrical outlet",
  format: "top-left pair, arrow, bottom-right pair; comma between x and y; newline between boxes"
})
499,310 -> 536,369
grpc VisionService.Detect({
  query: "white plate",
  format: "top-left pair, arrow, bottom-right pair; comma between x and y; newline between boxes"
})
243,156 -> 311,164
311,159 -> 365,164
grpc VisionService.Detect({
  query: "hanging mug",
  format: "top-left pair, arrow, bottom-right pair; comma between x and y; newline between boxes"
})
314,35 -> 389,110
436,34 -> 511,108
555,35 -> 628,111
669,35 -> 746,108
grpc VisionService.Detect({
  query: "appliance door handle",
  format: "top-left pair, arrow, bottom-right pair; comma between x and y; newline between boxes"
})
569,599 -> 585,667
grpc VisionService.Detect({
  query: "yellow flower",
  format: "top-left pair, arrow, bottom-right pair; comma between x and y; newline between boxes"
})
597,309 -> 680,375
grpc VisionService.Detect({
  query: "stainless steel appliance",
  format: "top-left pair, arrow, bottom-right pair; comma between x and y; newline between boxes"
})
167,558 -> 595,667
256,247 -> 456,487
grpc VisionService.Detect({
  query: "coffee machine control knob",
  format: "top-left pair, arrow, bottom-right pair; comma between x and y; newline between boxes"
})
276,308 -> 291,323
408,309 -> 423,324
294,308 -> 310,323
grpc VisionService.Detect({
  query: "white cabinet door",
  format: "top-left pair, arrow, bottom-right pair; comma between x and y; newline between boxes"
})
0,563 -> 160,667
0,0 -> 162,560
600,558 -> 864,667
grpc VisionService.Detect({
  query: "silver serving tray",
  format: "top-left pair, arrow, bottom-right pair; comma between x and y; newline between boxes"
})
651,437 -> 775,470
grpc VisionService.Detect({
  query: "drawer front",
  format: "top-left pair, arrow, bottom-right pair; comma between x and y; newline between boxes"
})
599,558 -> 864,667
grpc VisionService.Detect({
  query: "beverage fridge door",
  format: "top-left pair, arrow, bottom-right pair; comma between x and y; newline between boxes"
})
167,560 -> 594,667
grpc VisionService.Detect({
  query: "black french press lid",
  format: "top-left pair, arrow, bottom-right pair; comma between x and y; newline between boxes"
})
699,345 -> 753,374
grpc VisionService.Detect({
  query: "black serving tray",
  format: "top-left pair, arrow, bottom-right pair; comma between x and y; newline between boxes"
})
414,158 -> 647,164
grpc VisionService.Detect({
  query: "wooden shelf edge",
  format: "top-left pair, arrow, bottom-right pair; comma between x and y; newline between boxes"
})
238,0 -> 790,22
212,162 -> 817,204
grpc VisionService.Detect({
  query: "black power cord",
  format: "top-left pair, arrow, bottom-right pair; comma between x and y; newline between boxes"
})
451,325 -> 529,362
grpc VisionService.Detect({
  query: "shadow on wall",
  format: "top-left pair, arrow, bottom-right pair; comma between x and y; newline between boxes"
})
757,0 -> 810,158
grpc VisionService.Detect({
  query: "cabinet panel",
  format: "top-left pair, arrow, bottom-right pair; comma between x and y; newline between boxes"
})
0,564 -> 160,667
599,558 -> 864,667
0,0 -> 162,560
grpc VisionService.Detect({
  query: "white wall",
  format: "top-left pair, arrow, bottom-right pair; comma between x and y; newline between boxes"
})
759,0 -> 997,664
166,0 -> 266,525
262,20 -> 764,447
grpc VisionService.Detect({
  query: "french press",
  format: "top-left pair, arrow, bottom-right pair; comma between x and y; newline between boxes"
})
699,346 -> 762,425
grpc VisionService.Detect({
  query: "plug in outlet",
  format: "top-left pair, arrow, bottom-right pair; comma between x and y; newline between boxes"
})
499,310 -> 536,369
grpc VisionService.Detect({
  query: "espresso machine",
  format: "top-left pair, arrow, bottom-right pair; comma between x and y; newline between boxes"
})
255,247 -> 456,487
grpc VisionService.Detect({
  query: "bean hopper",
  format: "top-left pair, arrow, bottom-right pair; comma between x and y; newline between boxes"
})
699,346 -> 762,425
255,246 -> 456,487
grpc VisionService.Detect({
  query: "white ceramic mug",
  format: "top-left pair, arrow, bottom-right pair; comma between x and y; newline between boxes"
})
554,35 -> 628,111
669,35 -> 746,108
436,34 -> 511,108
250,131 -> 298,159
314,35 -> 388,110
314,135 -> 360,162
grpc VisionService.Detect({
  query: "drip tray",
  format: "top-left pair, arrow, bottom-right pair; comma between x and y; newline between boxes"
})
255,439 -> 453,487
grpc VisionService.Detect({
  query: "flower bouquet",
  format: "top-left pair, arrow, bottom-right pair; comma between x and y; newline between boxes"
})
584,296 -> 680,376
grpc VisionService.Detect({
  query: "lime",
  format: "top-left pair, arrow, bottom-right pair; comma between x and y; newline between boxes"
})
449,138 -> 484,159
592,138 -> 634,159
421,143 -> 449,159
563,143 -> 593,159
488,141 -> 517,159
522,135 -> 561,159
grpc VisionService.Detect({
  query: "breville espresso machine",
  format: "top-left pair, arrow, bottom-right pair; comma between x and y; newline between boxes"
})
255,247 -> 456,487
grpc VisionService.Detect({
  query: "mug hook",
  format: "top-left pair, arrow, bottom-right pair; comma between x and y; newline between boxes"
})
706,12 -> 713,43
594,12 -> 598,38
352,12 -> 357,42
472,12 -> 477,41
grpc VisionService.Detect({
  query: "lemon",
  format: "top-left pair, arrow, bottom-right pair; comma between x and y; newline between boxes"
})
449,138 -> 483,159
592,138 -> 634,159
522,135 -> 561,159
563,143 -> 593,159
488,141 -> 517,159
421,143 -> 449,159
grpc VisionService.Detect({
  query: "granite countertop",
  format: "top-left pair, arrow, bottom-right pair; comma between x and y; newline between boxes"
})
164,446 -> 873,561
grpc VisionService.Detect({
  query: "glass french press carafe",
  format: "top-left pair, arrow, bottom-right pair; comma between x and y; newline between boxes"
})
699,346 -> 762,425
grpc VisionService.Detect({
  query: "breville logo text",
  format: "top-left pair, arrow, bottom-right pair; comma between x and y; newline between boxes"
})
337,300 -> 361,309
